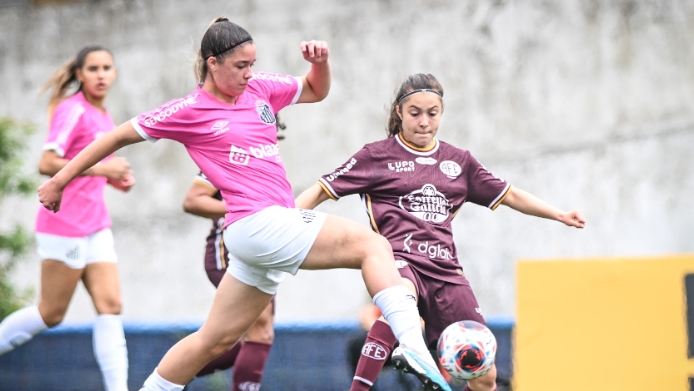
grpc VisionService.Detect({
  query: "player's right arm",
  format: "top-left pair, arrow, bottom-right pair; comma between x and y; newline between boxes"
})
38,150 -> 131,179
183,181 -> 226,220
38,121 -> 144,212
294,182 -> 331,210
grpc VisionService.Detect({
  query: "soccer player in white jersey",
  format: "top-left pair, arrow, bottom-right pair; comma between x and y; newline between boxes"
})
0,45 -> 134,391
37,18 -> 452,391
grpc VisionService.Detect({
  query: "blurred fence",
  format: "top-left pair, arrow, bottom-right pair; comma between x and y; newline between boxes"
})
0,318 -> 513,391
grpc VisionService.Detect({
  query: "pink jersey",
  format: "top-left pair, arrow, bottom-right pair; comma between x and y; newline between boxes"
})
36,92 -> 115,237
131,72 -> 302,227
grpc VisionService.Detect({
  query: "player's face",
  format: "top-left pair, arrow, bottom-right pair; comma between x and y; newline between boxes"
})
212,43 -> 256,97
76,51 -> 116,101
398,93 -> 442,148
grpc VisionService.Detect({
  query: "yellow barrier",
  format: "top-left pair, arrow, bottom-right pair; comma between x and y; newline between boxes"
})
515,255 -> 694,391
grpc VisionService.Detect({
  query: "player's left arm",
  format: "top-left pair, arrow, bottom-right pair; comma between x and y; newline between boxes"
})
183,181 -> 226,220
296,40 -> 330,104
501,187 -> 586,228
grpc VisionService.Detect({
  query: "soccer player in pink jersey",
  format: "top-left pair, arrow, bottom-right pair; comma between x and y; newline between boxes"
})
37,18 -> 452,391
295,73 -> 586,391
0,45 -> 134,391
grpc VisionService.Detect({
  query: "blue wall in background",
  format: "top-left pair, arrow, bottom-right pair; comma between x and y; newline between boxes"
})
0,319 -> 513,391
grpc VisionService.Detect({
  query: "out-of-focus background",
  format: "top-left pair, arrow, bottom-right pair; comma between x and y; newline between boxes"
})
0,0 -> 693,390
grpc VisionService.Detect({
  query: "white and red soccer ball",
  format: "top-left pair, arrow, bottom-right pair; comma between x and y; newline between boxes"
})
437,320 -> 497,380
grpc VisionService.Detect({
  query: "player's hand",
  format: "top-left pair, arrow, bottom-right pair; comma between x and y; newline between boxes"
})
300,40 -> 329,64
558,210 -> 586,228
108,171 -> 136,192
38,178 -> 64,213
98,157 -> 131,180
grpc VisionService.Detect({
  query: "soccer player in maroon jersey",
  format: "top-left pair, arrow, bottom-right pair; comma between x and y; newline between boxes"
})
295,73 -> 586,391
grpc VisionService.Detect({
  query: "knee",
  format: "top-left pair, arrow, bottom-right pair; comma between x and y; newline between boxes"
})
94,297 -> 122,315
360,233 -> 392,260
245,317 -> 274,344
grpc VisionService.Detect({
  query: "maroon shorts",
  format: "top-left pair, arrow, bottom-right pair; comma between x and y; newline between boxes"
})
398,263 -> 485,349
205,235 -> 276,313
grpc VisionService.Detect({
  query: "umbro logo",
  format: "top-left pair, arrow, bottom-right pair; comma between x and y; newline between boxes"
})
212,121 -> 230,135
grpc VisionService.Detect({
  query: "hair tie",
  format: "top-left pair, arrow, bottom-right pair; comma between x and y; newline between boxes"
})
206,37 -> 253,59
397,89 -> 443,105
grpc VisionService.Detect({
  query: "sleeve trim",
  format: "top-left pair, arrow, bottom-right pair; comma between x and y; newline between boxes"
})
289,76 -> 303,105
317,180 -> 338,200
42,143 -> 65,157
193,178 -> 217,191
490,184 -> 512,210
130,118 -> 158,143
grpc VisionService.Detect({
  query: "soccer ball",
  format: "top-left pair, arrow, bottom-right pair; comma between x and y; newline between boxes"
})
437,320 -> 497,380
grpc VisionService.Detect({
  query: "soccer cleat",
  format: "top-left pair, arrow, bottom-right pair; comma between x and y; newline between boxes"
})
391,346 -> 452,391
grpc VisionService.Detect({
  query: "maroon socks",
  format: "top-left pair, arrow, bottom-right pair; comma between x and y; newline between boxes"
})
350,320 -> 398,391
232,341 -> 272,391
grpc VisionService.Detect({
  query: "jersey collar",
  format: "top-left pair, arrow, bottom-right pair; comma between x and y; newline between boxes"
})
395,132 -> 439,156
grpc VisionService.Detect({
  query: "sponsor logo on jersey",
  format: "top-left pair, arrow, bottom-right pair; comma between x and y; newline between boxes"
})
325,158 -> 357,182
362,342 -> 389,360
249,143 -> 281,162
398,184 -> 451,223
255,100 -> 276,124
251,73 -> 294,85
418,241 -> 454,260
403,233 -> 413,253
239,382 -> 261,391
142,94 -> 199,127
229,145 -> 250,165
439,160 -> 462,178
395,260 -> 409,269
211,120 -> 230,135
388,160 -> 415,173
415,157 -> 437,165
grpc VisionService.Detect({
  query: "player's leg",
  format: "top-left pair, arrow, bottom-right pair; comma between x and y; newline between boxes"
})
232,298 -> 275,391
350,278 -> 416,390
141,272 -> 272,391
302,214 -> 450,391
424,278 -> 496,391
0,258 -> 81,354
0,233 -> 88,355
82,228 -> 128,391
195,267 -> 240,377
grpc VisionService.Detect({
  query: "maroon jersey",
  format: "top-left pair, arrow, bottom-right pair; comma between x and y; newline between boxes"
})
194,172 -> 228,273
318,133 -> 511,284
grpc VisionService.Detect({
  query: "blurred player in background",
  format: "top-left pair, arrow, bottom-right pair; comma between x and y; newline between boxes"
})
295,73 -> 586,391
38,18 -> 451,391
0,45 -> 134,391
181,115 -> 286,391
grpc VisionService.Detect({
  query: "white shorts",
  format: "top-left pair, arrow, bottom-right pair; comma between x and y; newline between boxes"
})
223,206 -> 327,294
35,228 -> 118,269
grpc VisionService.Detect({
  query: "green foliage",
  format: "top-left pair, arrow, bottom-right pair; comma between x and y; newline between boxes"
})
0,117 -> 37,320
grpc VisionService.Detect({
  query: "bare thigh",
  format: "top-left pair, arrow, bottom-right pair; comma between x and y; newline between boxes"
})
82,262 -> 122,315
38,260 -> 84,326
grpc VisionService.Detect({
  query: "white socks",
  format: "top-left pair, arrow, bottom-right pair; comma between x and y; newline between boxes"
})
140,369 -> 185,391
372,285 -> 437,368
0,305 -> 48,355
93,314 -> 129,391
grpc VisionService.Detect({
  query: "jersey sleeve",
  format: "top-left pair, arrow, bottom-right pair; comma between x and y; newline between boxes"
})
43,101 -> 86,157
130,94 -> 201,143
193,171 -> 217,191
465,154 -> 511,210
250,72 -> 302,112
318,147 -> 375,199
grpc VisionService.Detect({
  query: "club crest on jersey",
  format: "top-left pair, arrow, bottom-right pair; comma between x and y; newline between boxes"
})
439,160 -> 462,178
398,184 -> 451,223
255,100 -> 276,124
